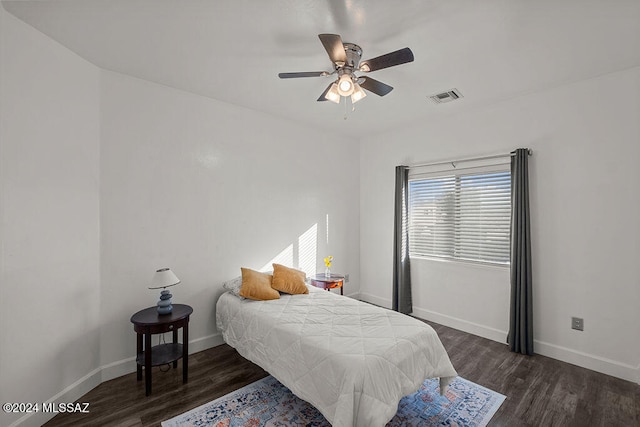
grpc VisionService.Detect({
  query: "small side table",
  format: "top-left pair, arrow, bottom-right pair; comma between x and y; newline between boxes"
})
130,304 -> 193,396
310,274 -> 345,295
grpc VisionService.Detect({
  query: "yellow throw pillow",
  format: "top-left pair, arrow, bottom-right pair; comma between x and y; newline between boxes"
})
239,268 -> 280,301
271,264 -> 308,295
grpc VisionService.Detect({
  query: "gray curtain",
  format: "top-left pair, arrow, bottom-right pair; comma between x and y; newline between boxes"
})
508,148 -> 533,355
393,166 -> 412,314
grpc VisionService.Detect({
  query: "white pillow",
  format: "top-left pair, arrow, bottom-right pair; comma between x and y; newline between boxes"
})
222,276 -> 244,298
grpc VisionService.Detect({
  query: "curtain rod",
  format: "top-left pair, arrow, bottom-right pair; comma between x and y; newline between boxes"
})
409,149 -> 532,169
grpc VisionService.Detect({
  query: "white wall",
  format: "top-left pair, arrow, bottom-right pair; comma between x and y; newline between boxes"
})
0,7 -> 102,427
98,72 -> 360,374
360,66 -> 640,383
1,7 -> 360,425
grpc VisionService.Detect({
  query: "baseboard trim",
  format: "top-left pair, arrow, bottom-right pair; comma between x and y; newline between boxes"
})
10,332 -> 225,427
359,291 -> 507,343
9,367 -> 103,427
358,292 -> 639,384
100,332 -> 225,382
358,292 -> 391,309
100,356 -> 137,382
343,291 -> 359,299
533,340 -> 639,384
190,332 -> 225,353
411,306 -> 509,344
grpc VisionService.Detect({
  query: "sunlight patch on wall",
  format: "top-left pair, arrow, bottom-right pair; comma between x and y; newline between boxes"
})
326,214 -> 330,246
298,223 -> 318,276
260,244 -> 293,272
260,223 -> 318,275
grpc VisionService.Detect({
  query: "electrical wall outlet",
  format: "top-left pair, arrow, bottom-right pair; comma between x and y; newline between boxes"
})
344,274 -> 350,283
571,317 -> 584,331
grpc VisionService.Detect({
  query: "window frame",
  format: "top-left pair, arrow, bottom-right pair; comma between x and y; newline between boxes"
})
407,164 -> 512,267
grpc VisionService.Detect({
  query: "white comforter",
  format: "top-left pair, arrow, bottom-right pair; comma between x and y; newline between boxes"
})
216,285 -> 457,427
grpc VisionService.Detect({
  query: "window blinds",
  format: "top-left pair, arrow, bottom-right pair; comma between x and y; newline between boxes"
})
408,169 -> 511,265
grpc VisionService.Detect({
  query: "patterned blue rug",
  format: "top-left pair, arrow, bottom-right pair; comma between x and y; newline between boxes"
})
162,375 -> 505,427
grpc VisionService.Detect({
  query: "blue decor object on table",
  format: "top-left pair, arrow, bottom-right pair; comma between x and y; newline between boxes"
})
157,289 -> 173,314
149,268 -> 181,315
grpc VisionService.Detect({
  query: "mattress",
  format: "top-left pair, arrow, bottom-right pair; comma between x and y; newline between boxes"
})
216,285 -> 457,427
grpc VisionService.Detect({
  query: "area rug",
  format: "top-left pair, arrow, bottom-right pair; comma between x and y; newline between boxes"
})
162,375 -> 505,427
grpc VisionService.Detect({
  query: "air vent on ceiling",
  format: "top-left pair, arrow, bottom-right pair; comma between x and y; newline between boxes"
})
429,88 -> 463,104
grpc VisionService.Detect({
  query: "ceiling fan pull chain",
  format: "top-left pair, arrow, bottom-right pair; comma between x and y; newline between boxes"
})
343,96 -> 348,120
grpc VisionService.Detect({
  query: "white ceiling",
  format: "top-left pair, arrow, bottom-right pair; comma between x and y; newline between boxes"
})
3,0 -> 640,138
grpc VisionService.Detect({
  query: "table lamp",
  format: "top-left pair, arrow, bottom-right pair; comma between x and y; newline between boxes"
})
149,268 -> 180,315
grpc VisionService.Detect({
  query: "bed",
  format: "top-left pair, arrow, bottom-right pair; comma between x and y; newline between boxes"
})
216,284 -> 457,427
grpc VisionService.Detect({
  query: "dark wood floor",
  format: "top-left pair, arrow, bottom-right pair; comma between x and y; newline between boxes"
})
44,320 -> 639,427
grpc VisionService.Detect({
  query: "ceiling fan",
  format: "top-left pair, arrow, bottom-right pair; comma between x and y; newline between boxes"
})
278,34 -> 414,104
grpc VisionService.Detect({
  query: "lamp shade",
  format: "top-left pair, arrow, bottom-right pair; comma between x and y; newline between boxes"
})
337,74 -> 354,96
149,268 -> 180,289
324,83 -> 341,104
350,83 -> 367,104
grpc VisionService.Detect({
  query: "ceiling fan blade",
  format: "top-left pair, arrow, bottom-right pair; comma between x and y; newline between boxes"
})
359,47 -> 414,72
359,77 -> 394,96
317,83 -> 333,101
279,71 -> 327,79
318,33 -> 347,65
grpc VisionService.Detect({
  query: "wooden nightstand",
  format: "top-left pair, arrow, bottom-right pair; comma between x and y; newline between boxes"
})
130,304 -> 193,396
310,274 -> 345,295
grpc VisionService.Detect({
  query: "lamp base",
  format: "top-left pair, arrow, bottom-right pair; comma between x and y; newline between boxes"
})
157,305 -> 173,315
157,289 -> 173,315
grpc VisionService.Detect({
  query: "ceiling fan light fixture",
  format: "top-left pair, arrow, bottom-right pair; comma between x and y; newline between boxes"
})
351,83 -> 367,104
279,34 -> 414,107
324,83 -> 341,103
337,74 -> 354,96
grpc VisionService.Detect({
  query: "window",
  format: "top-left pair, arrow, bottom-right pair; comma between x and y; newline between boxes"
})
408,169 -> 511,265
